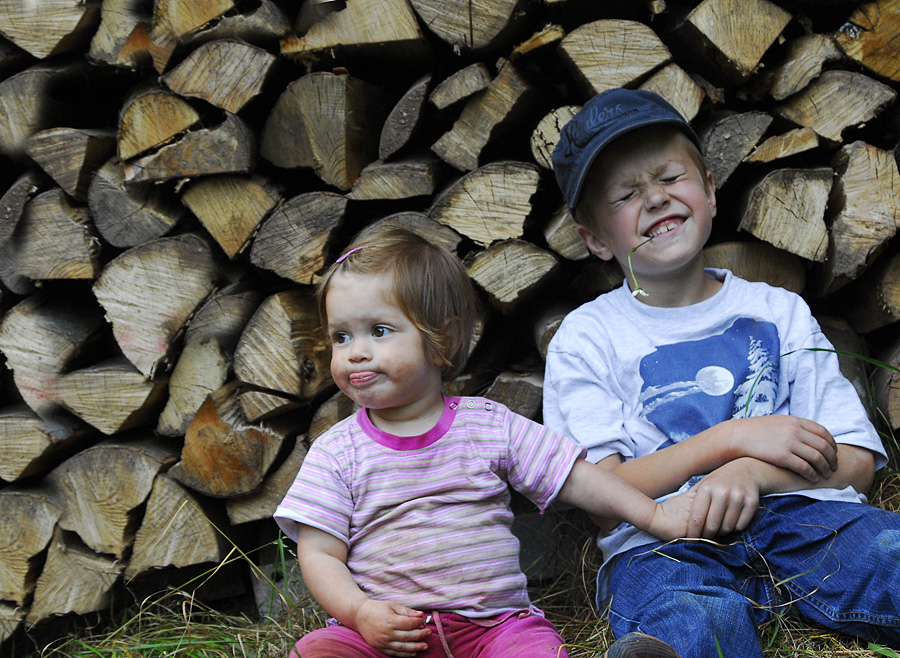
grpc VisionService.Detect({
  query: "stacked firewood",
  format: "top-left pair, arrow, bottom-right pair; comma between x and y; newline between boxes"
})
2,0 -> 900,644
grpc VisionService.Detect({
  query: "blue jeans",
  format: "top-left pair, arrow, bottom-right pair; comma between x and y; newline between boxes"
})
606,495 -> 900,658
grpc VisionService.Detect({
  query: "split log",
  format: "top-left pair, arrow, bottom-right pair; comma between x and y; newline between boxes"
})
92,233 -> 219,378
226,437 -> 308,525
294,0 -> 346,32
433,58 -> 541,171
0,0 -> 99,60
185,0 -> 290,47
24,128 -> 116,201
0,188 -> 100,281
818,315 -> 877,422
169,382 -> 292,498
155,338 -> 229,438
0,604 -> 23,644
148,0 -> 236,73
703,241 -> 806,294
58,357 -> 168,435
639,64 -> 706,122
308,391 -> 359,443
251,553 -> 314,621
233,289 -> 332,421
700,111 -> 772,188
834,0 -> 900,83
0,406 -> 94,482
0,170 -> 41,244
87,158 -> 185,248
161,40 -> 278,114
744,128 -> 820,164
184,282 -> 264,351
0,488 -> 61,604
0,290 -> 107,419
260,72 -> 391,190
533,303 -> 577,361
281,0 -> 427,64
737,167 -> 832,262
117,89 -> 201,161
26,527 -> 124,626
874,334 -> 900,432
839,250 -> 900,334
774,70 -> 897,142
379,74 -> 432,161
429,63 -> 492,110
0,64 -> 84,156
530,105 -> 580,171
348,157 -> 443,200
510,24 -> 565,62
429,161 -> 540,247
767,33 -> 844,101
45,436 -> 179,557
407,0 -> 521,50
559,19 -> 672,95
158,283 -> 262,437
466,240 -> 560,312
125,474 -> 228,580
352,212 -> 464,254
0,258 -> 34,298
815,141 -> 900,296
249,192 -> 348,284
124,112 -> 256,183
87,0 -> 149,68
569,259 -> 629,304
484,372 -> 544,419
182,175 -> 282,259
543,205 -> 590,261
672,0 -> 791,84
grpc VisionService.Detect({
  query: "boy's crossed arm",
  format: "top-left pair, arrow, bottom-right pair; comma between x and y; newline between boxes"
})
595,414 -> 876,538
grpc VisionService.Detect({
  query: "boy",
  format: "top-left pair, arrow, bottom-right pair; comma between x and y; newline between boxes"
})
544,88 -> 900,658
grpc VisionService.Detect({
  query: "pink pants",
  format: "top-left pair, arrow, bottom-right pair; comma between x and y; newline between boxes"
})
292,610 -> 570,658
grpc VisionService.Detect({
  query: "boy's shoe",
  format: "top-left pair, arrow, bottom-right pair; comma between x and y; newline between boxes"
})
602,633 -> 681,658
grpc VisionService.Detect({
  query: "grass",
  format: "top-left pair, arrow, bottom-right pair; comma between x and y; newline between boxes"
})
20,467 -> 900,658
9,424 -> 900,658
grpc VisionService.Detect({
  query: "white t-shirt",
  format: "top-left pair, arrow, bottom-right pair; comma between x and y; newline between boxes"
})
543,269 -> 887,599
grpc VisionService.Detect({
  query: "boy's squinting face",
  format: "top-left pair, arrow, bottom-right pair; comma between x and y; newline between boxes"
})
326,271 -> 444,426
575,128 -> 716,284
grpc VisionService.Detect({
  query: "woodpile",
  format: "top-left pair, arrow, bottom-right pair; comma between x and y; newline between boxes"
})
2,0 -> 900,645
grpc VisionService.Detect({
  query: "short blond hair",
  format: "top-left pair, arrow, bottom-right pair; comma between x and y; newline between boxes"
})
317,228 -> 479,381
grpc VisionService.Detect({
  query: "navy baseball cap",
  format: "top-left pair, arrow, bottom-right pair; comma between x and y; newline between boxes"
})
552,88 -> 701,211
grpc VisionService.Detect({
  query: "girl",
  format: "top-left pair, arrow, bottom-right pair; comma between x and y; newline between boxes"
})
274,228 -> 692,658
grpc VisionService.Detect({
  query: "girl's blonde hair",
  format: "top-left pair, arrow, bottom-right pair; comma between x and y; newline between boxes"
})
316,228 -> 479,381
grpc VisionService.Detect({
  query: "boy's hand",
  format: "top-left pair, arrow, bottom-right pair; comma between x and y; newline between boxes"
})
726,415 -> 837,482
648,489 -> 697,540
354,599 -> 430,657
687,458 -> 761,538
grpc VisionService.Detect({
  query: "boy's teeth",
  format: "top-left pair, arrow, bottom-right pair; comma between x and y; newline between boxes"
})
647,221 -> 679,237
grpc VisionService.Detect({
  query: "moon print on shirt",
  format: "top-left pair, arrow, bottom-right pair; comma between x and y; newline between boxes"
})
638,317 -> 780,445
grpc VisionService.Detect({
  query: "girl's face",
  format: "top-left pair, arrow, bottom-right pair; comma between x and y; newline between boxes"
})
325,271 -> 445,434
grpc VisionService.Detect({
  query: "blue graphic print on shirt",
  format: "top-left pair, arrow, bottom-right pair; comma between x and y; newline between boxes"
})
637,317 -> 780,445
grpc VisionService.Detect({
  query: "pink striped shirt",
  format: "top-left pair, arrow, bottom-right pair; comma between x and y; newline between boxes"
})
274,396 -> 584,617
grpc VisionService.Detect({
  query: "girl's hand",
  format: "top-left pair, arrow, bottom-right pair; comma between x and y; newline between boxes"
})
725,415 -> 837,482
354,599 -> 430,657
647,489 -> 696,540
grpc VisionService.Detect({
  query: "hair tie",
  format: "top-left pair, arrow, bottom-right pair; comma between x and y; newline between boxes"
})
336,245 -> 368,263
